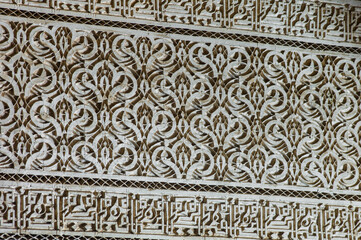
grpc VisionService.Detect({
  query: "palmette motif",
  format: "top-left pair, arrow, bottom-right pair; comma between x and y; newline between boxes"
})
0,20 -> 361,191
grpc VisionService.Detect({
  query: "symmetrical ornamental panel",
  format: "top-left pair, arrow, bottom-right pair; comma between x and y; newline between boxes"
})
0,0 -> 361,239
1,20 -> 361,191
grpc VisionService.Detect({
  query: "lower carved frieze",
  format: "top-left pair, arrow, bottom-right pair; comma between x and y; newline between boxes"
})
0,181 -> 360,239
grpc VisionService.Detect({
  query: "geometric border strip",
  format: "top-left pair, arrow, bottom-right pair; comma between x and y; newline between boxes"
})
1,172 -> 361,202
1,0 -> 361,44
0,234 -> 159,240
0,181 -> 360,239
1,7 -> 361,55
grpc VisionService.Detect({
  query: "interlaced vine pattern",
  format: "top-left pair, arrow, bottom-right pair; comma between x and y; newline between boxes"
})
1,20 -> 361,190
0,1 -> 361,239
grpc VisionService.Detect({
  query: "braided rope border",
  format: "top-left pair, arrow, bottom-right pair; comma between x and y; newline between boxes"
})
0,7 -> 360,55
0,172 -> 359,201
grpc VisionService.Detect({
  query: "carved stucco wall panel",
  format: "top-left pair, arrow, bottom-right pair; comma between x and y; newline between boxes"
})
0,1 -> 361,239
1,19 -> 361,191
0,181 -> 360,239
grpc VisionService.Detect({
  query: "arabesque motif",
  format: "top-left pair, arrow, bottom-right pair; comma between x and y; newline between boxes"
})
0,0 -> 361,238
0,20 -> 361,191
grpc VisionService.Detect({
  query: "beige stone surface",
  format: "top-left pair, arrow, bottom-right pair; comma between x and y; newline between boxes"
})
0,1 -> 361,239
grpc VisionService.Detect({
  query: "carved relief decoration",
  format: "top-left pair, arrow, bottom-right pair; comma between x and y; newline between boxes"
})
0,0 -> 361,239
0,0 -> 360,44
1,20 -> 361,191
0,182 -> 360,239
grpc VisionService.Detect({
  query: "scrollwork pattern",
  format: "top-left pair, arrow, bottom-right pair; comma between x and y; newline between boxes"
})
1,20 -> 361,192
